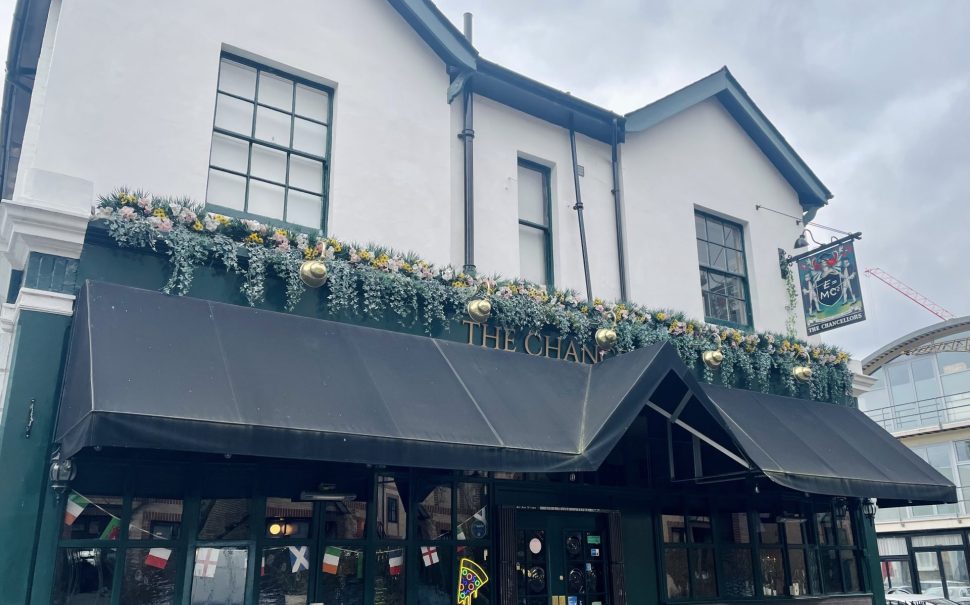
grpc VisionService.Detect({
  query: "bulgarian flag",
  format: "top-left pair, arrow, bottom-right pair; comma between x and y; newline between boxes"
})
145,548 -> 172,570
388,549 -> 404,576
322,546 -> 341,575
99,517 -> 121,540
64,492 -> 89,526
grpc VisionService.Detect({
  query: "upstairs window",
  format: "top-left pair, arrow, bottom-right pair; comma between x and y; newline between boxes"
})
207,54 -> 332,229
695,211 -> 751,328
517,159 -> 553,286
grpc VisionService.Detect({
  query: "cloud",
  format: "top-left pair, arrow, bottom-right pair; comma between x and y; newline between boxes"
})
436,0 -> 970,358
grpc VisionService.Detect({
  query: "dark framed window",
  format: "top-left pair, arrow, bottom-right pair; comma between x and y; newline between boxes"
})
517,158 -> 554,287
660,498 -> 864,601
695,211 -> 751,328
386,495 -> 399,524
207,53 -> 333,230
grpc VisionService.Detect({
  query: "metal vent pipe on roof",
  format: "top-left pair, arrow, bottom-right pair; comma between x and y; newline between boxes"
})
463,12 -> 473,43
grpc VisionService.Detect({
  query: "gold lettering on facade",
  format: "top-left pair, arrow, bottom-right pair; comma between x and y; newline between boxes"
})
503,329 -> 518,352
482,324 -> 501,349
463,320 -> 480,345
581,345 -> 599,365
544,336 -> 562,359
563,341 -> 579,363
524,332 -> 543,356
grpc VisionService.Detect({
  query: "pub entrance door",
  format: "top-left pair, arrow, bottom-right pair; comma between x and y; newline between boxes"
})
514,510 -> 612,605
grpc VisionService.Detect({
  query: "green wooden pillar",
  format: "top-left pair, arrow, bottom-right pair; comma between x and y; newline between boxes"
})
0,310 -> 72,604
860,507 -> 886,605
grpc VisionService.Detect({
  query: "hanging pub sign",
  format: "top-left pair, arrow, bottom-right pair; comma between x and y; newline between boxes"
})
796,239 -> 866,335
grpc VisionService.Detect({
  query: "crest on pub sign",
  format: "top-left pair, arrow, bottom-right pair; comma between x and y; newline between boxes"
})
796,241 -> 866,335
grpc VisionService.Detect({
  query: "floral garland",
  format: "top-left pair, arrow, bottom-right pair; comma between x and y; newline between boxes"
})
92,189 -> 854,404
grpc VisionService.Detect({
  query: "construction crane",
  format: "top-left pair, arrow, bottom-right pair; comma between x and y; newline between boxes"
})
864,267 -> 955,321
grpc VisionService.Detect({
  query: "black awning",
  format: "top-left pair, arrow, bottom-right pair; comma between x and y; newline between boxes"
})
55,281 -> 956,505
56,281 -> 683,472
703,385 -> 957,506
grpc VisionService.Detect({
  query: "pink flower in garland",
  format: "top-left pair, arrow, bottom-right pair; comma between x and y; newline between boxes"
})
158,218 -> 173,233
119,206 -> 136,220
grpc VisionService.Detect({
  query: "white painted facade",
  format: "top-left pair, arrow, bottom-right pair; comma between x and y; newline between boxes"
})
1,0 -> 822,342
622,99 -> 809,332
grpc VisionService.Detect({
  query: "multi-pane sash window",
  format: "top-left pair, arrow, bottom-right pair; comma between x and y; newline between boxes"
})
695,211 -> 751,328
517,159 -> 553,286
207,54 -> 332,229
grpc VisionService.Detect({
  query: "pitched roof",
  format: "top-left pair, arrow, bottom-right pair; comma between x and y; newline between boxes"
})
625,67 -> 832,208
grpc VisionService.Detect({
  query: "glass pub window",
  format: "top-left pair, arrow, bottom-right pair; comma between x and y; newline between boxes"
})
208,54 -> 332,229
695,211 -> 751,328
517,159 -> 553,286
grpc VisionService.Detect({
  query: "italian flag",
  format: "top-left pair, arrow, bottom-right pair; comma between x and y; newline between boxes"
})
64,492 -> 89,526
99,517 -> 121,540
145,548 -> 172,570
322,546 -> 341,575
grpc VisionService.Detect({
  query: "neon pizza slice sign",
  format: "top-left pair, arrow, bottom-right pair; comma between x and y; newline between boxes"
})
458,558 -> 489,605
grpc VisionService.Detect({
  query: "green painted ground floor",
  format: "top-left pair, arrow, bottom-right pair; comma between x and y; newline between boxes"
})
31,454 -> 880,605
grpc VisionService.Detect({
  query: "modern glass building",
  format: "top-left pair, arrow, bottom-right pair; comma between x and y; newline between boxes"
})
858,319 -> 970,600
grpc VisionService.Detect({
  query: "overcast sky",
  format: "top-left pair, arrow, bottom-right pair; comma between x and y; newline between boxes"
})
437,0 -> 970,359
0,2 -> 966,359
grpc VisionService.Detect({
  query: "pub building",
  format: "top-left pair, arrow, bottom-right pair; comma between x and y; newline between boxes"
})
0,1 -> 955,605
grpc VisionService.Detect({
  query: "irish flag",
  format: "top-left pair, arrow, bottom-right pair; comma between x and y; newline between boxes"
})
64,492 -> 89,526
145,548 -> 172,570
322,546 -> 341,575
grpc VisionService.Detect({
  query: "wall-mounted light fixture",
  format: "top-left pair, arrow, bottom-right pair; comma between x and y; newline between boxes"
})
862,498 -> 878,520
49,453 -> 77,501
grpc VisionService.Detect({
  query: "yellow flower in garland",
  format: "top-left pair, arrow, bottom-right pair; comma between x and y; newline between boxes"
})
244,232 -> 264,245
303,246 -> 319,260
358,249 -> 373,262
685,322 -> 695,336
328,238 -> 342,253
835,351 -> 849,364
402,262 -> 413,273
118,192 -> 137,205
372,253 -> 390,269
152,208 -> 168,219
192,220 -> 204,232
580,305 -> 589,314
214,214 -> 231,225
655,312 -> 667,321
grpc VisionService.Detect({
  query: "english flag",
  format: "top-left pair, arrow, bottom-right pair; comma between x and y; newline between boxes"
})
145,548 -> 172,570
64,492 -> 89,526
388,549 -> 404,576
421,546 -> 439,566
194,547 -> 221,578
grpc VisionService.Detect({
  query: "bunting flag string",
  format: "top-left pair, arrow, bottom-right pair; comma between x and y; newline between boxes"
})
64,489 -> 172,540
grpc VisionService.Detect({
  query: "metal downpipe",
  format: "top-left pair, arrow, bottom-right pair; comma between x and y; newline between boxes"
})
610,118 -> 628,301
569,125 -> 593,304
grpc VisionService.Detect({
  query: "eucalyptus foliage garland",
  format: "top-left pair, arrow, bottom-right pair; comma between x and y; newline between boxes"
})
93,189 -> 855,404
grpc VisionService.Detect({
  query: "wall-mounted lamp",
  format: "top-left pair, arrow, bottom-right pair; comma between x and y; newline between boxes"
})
793,229 -> 821,249
49,454 -> 77,501
862,498 -> 878,520
833,497 -> 849,519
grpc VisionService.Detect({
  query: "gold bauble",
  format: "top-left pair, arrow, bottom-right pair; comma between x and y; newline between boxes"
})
467,299 -> 492,323
792,366 -> 813,382
702,350 -> 724,369
299,259 -> 328,288
595,327 -> 618,350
